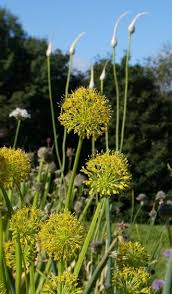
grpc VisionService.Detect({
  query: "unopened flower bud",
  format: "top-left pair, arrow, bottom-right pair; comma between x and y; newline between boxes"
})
128,12 -> 148,35
46,42 -> 52,57
89,65 -> 94,88
100,68 -> 106,81
69,32 -> 85,55
111,11 -> 129,48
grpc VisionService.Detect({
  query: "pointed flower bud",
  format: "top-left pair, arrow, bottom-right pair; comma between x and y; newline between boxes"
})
69,32 -> 85,55
100,61 -> 108,81
46,42 -> 52,57
89,65 -> 94,88
128,12 -> 148,34
111,11 -> 129,48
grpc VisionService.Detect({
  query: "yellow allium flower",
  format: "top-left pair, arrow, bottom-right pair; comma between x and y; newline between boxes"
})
10,208 -> 42,242
117,241 -> 149,268
42,272 -> 82,294
39,211 -> 84,262
59,87 -> 111,139
113,266 -> 151,294
81,151 -> 131,197
0,147 -> 31,188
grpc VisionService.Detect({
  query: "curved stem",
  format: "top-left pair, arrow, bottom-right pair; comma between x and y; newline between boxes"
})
65,137 -> 83,210
13,119 -> 21,149
47,56 -> 61,168
0,186 -> 13,216
120,34 -> 131,152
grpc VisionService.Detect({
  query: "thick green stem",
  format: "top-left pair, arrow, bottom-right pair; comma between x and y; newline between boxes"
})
105,199 -> 112,289
163,246 -> 172,294
79,194 -> 94,222
15,235 -> 22,294
61,55 -> 73,179
57,261 -> 64,294
120,34 -> 131,152
29,262 -> 35,294
65,137 -> 83,210
13,119 -> 21,149
83,238 -> 117,294
112,49 -> 120,151
32,159 -> 44,208
74,200 -> 102,277
0,211 -> 7,293
47,56 -> 61,168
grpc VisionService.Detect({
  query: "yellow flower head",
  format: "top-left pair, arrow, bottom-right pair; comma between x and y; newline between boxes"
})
42,272 -> 82,294
59,87 -> 111,139
39,211 -> 84,262
117,241 -> 149,268
113,266 -> 151,294
81,151 -> 131,197
10,208 -> 42,242
0,147 -> 31,188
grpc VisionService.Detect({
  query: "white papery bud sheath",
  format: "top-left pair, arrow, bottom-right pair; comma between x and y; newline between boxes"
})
128,12 -> 148,34
100,68 -> 106,81
69,32 -> 85,55
111,11 -> 129,48
89,65 -> 95,88
46,42 -> 52,57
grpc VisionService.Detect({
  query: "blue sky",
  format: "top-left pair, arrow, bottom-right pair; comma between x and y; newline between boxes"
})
0,0 -> 172,71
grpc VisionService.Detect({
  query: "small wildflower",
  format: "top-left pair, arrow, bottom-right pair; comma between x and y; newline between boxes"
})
59,87 -> 111,139
152,279 -> 165,290
82,151 -> 131,197
163,249 -> 171,257
155,190 -> 166,201
0,147 -> 31,188
111,11 -> 129,48
37,147 -> 54,162
113,266 -> 151,294
136,193 -> 146,202
42,272 -> 82,294
39,211 -> 84,262
46,42 -> 52,57
117,241 -> 149,268
128,12 -> 148,34
69,32 -> 85,55
9,107 -> 31,120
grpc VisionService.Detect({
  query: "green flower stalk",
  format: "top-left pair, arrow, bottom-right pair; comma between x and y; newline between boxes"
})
39,211 -> 84,263
113,266 -> 151,294
59,87 -> 111,209
111,11 -> 129,151
120,12 -> 148,152
42,272 -> 82,294
82,151 -> 131,197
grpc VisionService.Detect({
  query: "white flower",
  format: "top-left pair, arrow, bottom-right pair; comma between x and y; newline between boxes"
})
69,32 -> 85,55
89,65 -> 94,88
128,12 -> 148,34
46,42 -> 52,57
9,108 -> 31,120
111,11 -> 129,48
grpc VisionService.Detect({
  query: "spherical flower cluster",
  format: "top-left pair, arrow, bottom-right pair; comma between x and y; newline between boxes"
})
0,147 -> 31,188
38,211 -> 84,262
59,87 -> 111,139
117,241 -> 149,268
9,107 -> 31,120
113,267 -> 151,294
10,208 -> 42,241
42,272 -> 82,294
81,151 -> 131,197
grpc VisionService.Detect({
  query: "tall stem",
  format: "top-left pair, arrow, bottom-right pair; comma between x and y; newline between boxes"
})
65,137 -> 83,210
13,119 -> 21,149
105,199 -> 112,289
15,235 -> 22,294
0,210 -> 7,293
112,49 -> 120,151
74,200 -> 102,277
29,262 -> 36,294
61,55 -> 73,179
47,55 -> 61,168
120,34 -> 131,152
0,186 -> 13,216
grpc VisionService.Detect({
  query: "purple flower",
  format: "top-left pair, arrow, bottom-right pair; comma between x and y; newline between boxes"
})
152,279 -> 165,290
163,249 -> 171,257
